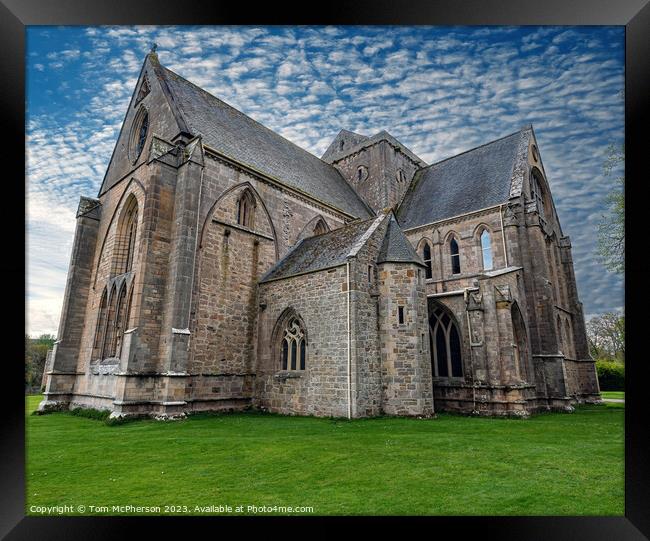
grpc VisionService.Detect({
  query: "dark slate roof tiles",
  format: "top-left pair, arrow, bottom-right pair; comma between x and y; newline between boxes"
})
260,215 -> 383,282
397,129 -> 525,230
156,63 -> 372,219
377,214 -> 425,266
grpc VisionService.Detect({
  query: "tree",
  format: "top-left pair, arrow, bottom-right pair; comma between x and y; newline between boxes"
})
25,334 -> 56,389
586,312 -> 624,363
596,144 -> 624,274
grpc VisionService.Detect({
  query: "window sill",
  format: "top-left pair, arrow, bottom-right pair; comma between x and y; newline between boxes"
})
274,372 -> 304,381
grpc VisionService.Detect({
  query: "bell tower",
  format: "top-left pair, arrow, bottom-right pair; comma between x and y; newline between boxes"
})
321,129 -> 427,214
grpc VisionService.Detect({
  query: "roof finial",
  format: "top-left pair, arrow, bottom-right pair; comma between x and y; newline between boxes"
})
150,42 -> 158,55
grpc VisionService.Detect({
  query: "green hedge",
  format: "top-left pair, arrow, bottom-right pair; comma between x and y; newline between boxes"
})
596,360 -> 625,391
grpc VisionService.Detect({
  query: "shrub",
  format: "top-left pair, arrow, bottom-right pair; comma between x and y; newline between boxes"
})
596,360 -> 625,391
68,407 -> 111,421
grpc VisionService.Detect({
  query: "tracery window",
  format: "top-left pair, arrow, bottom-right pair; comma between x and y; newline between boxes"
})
429,304 -> 463,378
281,316 -> 306,371
237,189 -> 256,229
450,237 -> 461,274
423,242 -> 433,279
530,169 -> 546,219
480,229 -> 493,271
130,106 -> 149,162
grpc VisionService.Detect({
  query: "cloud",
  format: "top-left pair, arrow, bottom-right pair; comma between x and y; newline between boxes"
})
25,25 -> 624,335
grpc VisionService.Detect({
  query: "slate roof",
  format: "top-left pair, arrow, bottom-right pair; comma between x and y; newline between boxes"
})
397,129 -> 526,230
260,216 -> 382,283
377,215 -> 425,267
152,58 -> 372,219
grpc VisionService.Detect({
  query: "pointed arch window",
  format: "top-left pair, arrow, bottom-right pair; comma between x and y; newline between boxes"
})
450,237 -> 461,275
93,289 -> 108,359
422,242 -> 433,279
102,284 -> 118,359
281,316 -> 306,371
356,165 -> 368,182
130,105 -> 149,162
313,218 -> 328,236
530,169 -> 546,219
113,195 -> 139,275
237,189 -> 256,229
429,305 -> 463,378
110,284 -> 128,358
480,230 -> 493,271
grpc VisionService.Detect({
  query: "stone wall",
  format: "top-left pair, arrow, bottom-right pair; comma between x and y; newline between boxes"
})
332,139 -> 421,213
256,266 -> 350,417
377,261 -> 433,416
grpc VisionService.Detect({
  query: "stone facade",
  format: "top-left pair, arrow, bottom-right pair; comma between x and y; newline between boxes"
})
40,52 -> 600,420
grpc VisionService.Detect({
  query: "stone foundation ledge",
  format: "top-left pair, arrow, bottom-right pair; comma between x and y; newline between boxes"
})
36,397 -> 71,413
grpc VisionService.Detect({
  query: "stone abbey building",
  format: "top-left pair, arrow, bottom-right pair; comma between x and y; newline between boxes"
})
40,52 -> 600,419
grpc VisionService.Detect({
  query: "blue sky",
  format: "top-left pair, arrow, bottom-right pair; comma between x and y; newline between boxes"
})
26,25 -> 624,337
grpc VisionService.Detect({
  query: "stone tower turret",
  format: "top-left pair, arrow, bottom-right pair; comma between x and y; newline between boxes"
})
321,130 -> 427,214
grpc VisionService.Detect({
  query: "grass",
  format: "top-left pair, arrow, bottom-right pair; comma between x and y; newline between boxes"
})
25,394 -> 624,516
601,391 -> 624,400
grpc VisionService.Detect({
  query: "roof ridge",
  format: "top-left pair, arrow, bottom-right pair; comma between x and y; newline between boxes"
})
420,128 -> 527,172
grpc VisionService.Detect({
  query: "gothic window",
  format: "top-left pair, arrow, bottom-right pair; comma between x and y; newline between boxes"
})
113,195 -> 139,275
398,306 -> 405,324
102,284 -> 118,359
450,237 -> 461,275
110,283 -> 128,358
339,140 -> 344,151
313,218 -> 328,236
93,289 -> 108,359
530,169 -> 546,219
130,106 -> 149,162
237,188 -> 256,229
356,165 -> 368,182
423,242 -> 433,279
480,229 -> 493,271
429,304 -> 463,378
396,169 -> 406,183
281,316 -> 306,371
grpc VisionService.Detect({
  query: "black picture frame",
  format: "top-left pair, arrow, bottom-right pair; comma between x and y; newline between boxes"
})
5,1 -> 649,538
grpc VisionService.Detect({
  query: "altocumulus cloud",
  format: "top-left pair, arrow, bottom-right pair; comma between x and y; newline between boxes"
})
26,25 -> 624,336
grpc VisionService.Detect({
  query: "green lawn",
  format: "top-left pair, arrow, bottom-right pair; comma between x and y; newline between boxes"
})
25,394 -> 624,516
601,391 -> 625,400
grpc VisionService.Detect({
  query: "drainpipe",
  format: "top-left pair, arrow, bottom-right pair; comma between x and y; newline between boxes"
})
346,261 -> 352,420
500,204 -> 509,268
464,287 -> 479,413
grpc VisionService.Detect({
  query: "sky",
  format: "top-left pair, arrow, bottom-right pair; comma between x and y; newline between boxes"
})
25,25 -> 625,338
